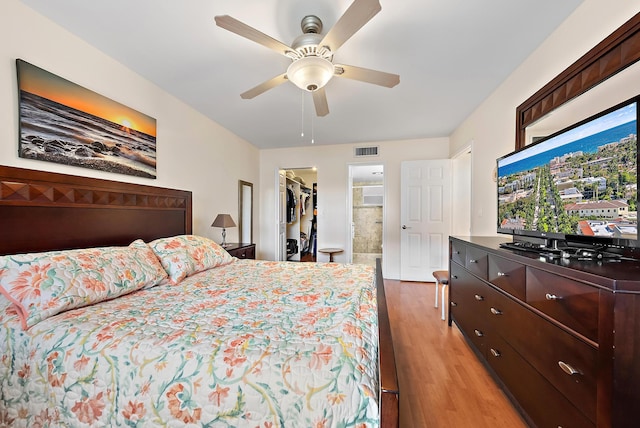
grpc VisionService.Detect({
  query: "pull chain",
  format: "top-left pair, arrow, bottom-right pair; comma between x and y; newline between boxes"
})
300,92 -> 305,138
311,110 -> 315,144
299,92 -> 315,144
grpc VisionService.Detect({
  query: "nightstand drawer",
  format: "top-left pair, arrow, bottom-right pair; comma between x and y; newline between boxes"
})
225,243 -> 256,259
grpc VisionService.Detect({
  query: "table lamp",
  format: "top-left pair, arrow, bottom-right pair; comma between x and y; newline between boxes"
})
211,214 -> 236,247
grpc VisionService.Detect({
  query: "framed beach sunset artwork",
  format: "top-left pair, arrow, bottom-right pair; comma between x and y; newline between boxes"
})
16,59 -> 157,178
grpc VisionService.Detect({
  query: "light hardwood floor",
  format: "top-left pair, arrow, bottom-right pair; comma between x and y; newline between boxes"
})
384,279 -> 529,428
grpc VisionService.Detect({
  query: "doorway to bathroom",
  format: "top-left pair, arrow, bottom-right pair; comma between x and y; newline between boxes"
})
349,164 -> 384,266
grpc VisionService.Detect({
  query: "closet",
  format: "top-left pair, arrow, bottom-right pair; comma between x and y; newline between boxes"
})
279,168 -> 317,261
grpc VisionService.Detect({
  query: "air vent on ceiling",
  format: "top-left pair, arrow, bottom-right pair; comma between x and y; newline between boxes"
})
354,146 -> 379,157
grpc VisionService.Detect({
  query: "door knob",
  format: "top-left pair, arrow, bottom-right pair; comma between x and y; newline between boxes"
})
402,225 -> 411,229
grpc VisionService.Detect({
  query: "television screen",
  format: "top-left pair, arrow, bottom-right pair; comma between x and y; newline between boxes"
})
497,96 -> 638,247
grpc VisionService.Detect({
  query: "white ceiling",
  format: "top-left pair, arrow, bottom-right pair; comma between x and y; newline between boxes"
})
20,0 -> 583,149
352,164 -> 383,184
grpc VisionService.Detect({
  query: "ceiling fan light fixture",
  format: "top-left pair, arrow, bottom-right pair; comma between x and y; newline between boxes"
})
287,56 -> 334,92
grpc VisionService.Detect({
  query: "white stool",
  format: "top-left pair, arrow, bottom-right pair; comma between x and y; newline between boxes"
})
433,270 -> 449,321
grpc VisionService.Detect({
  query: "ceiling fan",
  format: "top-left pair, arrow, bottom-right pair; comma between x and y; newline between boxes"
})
214,0 -> 400,117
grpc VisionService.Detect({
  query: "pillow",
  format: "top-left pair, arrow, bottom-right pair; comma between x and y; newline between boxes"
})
148,235 -> 235,284
0,239 -> 167,330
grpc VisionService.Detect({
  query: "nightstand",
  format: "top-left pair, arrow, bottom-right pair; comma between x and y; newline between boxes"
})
224,243 -> 256,259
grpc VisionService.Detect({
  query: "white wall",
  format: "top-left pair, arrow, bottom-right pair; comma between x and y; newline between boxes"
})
450,0 -> 639,236
259,138 -> 449,279
451,146 -> 472,237
1,0 -> 259,245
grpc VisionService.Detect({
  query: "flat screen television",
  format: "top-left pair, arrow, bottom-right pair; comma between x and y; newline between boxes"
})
497,95 -> 639,255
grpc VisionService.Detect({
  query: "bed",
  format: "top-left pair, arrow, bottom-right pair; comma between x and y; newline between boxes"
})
0,165 -> 399,427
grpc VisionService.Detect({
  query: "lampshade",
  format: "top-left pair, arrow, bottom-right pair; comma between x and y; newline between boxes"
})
287,56 -> 334,92
211,214 -> 236,228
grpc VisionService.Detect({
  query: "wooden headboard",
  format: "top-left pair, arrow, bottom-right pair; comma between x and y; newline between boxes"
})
0,165 -> 192,255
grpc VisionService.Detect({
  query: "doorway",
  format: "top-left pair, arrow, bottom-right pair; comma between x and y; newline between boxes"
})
349,164 -> 384,266
278,167 -> 317,262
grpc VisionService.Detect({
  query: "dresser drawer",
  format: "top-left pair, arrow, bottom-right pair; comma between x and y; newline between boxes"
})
450,263 -> 491,356
488,254 -> 526,300
488,287 -> 597,422
486,334 -> 595,428
450,240 -> 466,266
465,246 -> 488,280
526,268 -> 599,342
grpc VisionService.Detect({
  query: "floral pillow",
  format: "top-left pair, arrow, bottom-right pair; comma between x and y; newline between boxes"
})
148,235 -> 235,284
0,239 -> 167,330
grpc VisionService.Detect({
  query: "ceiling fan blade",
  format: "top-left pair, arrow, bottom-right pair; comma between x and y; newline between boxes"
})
215,15 -> 293,57
319,0 -> 381,53
335,64 -> 400,88
240,73 -> 288,99
312,88 -> 329,117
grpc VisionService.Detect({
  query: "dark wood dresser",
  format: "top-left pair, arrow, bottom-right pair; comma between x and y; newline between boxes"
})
449,236 -> 640,428
224,243 -> 256,260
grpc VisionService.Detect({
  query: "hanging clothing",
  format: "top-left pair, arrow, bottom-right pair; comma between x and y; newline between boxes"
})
300,192 -> 310,216
286,187 -> 297,223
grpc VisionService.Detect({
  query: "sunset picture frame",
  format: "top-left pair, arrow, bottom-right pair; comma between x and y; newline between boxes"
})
16,59 -> 157,179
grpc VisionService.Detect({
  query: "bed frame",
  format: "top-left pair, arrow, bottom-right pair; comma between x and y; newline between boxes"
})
0,164 -> 399,427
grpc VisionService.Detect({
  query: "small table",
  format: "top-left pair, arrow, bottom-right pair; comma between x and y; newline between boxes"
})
319,247 -> 343,262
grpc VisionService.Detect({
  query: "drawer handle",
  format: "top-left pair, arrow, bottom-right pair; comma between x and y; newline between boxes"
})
490,348 -> 501,358
474,329 -> 483,337
497,271 -> 508,277
469,259 -> 478,263
545,293 -> 562,301
474,294 -> 484,301
451,302 -> 458,307
558,361 -> 580,376
490,307 -> 502,315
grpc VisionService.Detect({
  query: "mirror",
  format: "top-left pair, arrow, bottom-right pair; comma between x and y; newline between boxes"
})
525,62 -> 640,144
516,12 -> 640,150
238,180 -> 253,244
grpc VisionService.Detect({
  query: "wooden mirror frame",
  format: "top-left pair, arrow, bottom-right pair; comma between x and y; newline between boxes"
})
238,180 -> 253,244
516,12 -> 640,150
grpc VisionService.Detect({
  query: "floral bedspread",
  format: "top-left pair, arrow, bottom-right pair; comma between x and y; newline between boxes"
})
0,260 -> 380,427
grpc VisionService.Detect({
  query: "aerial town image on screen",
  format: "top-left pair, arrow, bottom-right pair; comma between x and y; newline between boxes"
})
498,102 -> 638,241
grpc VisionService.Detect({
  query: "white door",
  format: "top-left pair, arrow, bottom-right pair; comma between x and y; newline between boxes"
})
400,160 -> 451,281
